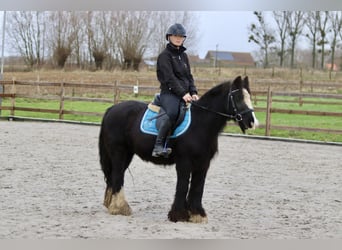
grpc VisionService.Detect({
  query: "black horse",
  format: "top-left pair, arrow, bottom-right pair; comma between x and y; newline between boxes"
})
99,76 -> 258,223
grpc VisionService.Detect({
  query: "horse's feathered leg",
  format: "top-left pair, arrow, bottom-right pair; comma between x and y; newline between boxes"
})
103,186 -> 113,208
168,159 -> 191,222
108,188 -> 132,216
106,149 -> 134,216
187,165 -> 209,223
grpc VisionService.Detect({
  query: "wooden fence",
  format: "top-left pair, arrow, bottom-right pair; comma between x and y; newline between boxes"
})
252,87 -> 342,135
1,79 -> 342,136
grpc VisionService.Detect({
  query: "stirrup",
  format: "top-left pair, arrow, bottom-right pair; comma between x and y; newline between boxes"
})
152,147 -> 172,158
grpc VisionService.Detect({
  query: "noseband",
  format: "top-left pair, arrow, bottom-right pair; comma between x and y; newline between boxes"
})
191,88 -> 254,122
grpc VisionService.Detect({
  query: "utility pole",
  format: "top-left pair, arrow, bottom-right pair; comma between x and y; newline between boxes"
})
0,11 -> 6,115
214,44 -> 218,68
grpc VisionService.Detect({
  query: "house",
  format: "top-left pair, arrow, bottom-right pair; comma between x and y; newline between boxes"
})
326,63 -> 339,71
204,51 -> 255,67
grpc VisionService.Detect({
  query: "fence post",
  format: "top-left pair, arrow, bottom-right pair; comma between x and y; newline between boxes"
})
59,81 -> 65,120
113,80 -> 118,104
10,79 -> 16,117
36,72 -> 41,95
265,85 -> 272,136
299,67 -> 303,106
329,69 -> 332,80
252,79 -> 257,106
0,82 -> 3,116
133,79 -> 139,97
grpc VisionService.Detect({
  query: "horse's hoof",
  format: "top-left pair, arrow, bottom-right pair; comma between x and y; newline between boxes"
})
108,202 -> 132,216
167,209 -> 190,222
107,189 -> 132,216
189,214 -> 208,223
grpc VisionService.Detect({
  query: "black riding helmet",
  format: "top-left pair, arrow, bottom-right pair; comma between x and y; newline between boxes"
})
165,23 -> 187,41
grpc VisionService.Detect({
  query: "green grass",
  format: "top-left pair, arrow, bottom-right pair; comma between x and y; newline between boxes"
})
0,98 -> 111,123
225,96 -> 342,142
1,95 -> 342,143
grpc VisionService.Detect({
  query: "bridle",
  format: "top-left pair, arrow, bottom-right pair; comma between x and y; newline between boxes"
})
191,88 -> 254,122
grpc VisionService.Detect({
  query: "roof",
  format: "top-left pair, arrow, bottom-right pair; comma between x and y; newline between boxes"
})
204,51 -> 255,65
206,51 -> 234,61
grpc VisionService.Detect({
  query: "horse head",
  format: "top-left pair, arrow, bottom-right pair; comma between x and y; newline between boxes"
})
229,76 -> 259,133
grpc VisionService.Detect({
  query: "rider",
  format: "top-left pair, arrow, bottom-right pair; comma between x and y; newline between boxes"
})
152,23 -> 199,157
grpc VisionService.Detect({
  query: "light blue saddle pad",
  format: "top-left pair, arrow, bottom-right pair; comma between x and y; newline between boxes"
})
140,107 -> 191,138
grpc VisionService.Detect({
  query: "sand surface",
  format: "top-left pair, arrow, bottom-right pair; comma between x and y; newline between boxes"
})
1,121 -> 341,239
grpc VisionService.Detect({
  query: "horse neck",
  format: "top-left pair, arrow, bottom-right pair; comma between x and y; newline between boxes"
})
191,95 -> 229,135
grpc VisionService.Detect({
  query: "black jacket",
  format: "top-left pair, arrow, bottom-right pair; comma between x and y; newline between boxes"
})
156,43 -> 197,98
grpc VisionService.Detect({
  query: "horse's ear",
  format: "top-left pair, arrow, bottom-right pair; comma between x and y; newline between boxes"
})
232,76 -> 243,90
242,76 -> 251,92
243,76 -> 250,88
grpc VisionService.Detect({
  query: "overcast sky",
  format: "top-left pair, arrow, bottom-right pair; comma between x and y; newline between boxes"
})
0,11 -> 260,58
196,11 -> 260,58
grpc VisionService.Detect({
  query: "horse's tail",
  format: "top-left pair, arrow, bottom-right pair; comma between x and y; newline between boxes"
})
99,108 -> 112,185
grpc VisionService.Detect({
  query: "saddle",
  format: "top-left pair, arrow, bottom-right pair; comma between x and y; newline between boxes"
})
140,94 -> 191,138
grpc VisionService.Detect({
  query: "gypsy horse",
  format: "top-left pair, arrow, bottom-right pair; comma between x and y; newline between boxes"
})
99,76 -> 258,223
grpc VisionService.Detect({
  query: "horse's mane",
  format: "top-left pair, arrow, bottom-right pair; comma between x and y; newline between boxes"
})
197,81 -> 231,105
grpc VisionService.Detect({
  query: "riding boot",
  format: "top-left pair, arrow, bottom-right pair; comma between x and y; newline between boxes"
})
152,116 -> 172,158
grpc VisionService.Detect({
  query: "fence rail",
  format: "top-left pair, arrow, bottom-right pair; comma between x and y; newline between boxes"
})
1,79 -> 342,137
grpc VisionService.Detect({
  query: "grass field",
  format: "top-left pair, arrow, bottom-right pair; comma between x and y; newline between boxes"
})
1,69 -> 342,143
1,94 -> 342,143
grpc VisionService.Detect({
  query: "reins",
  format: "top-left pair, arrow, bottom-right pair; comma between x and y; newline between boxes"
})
148,88 -> 254,123
191,89 -> 254,122
190,101 -> 238,120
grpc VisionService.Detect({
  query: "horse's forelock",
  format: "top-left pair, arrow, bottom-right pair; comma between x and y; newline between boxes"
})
242,88 -> 253,110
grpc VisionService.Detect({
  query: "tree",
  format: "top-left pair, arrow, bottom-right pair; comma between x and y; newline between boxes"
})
116,11 -> 153,71
6,11 -> 45,69
317,11 -> 330,69
68,12 -> 87,69
327,11 -> 342,71
248,11 -> 276,68
286,11 -> 305,68
5,10 -> 200,71
85,11 -> 118,70
304,11 -> 320,69
272,11 -> 290,67
48,11 -> 77,68
148,12 -> 173,57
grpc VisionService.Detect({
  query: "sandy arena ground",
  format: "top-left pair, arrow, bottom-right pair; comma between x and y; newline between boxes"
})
0,120 -> 341,239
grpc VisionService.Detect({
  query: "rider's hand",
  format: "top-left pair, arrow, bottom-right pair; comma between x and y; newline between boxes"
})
182,93 -> 193,103
191,94 -> 199,101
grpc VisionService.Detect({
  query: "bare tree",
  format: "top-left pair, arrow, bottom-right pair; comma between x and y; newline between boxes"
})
304,11 -> 320,69
248,11 -> 276,68
286,11 -> 305,68
6,11 -> 45,68
327,11 -> 342,70
272,11 -> 290,67
149,12 -> 173,57
85,11 -> 119,70
115,11 -> 153,71
47,11 -> 78,68
86,11 -> 106,70
317,11 -> 330,69
1,11 -> 198,71
68,12 -> 87,69
175,11 -> 199,55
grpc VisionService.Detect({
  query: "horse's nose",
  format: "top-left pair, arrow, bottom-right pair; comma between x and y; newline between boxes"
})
251,112 -> 259,129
